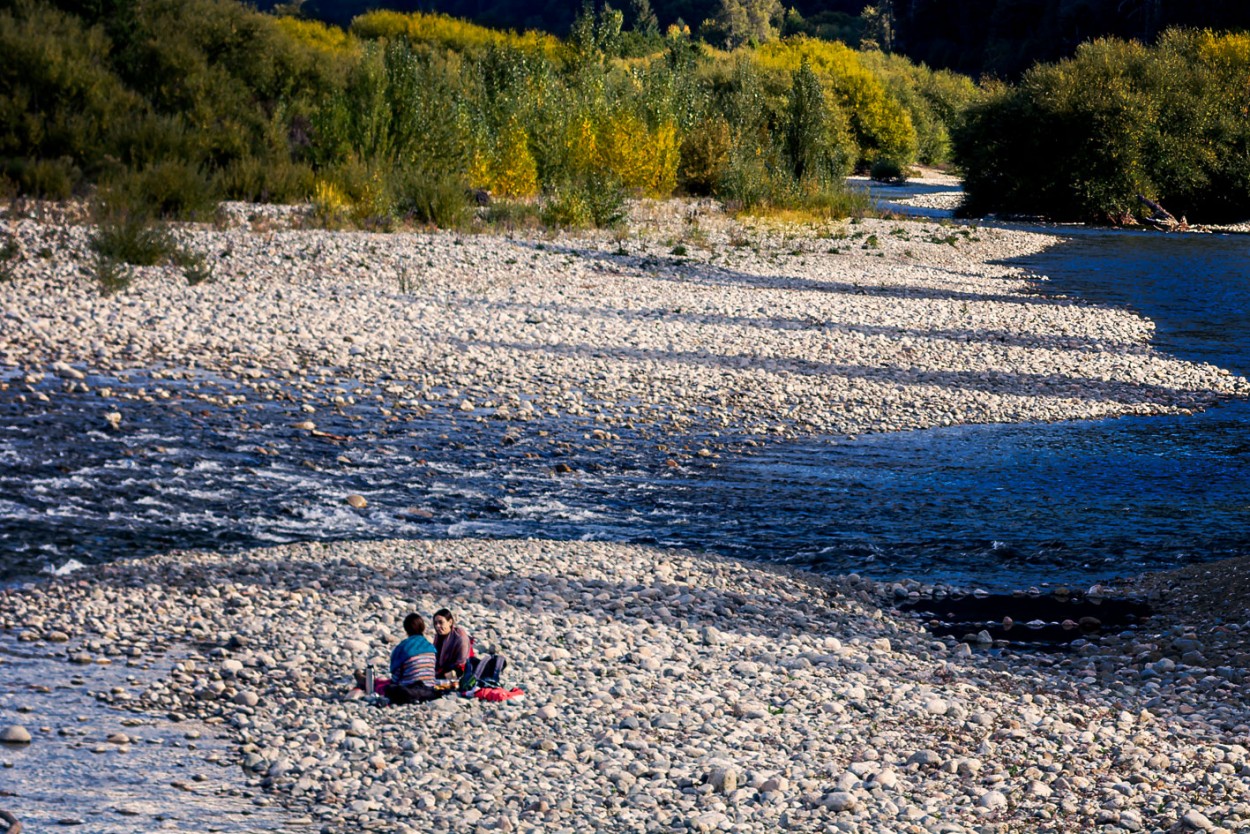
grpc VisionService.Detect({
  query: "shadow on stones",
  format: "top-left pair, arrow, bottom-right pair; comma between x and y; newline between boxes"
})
78,546 -> 864,650
897,591 -> 1153,646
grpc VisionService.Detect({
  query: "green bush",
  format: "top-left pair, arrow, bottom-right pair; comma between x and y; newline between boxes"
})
718,142 -> 780,211
869,159 -> 907,183
858,50 -> 980,167
956,30 -> 1250,223
783,57 -> 853,185
110,113 -> 196,171
541,186 -> 592,228
539,173 -> 626,230
774,179 -> 872,219
102,161 -> 216,220
91,251 -> 132,296
0,2 -> 143,177
171,247 -> 215,286
1,0 -> 987,225
679,116 -> 732,196
216,156 -> 315,204
314,158 -> 396,229
1,0 -> 343,204
89,208 -> 176,267
583,174 -> 627,228
0,233 -> 19,282
7,157 -> 81,200
481,199 -> 542,232
394,168 -> 472,228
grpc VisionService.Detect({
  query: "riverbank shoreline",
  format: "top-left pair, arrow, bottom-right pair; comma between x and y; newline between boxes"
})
3,199 -> 1250,832
4,538 -> 1250,834
2,197 -> 1246,441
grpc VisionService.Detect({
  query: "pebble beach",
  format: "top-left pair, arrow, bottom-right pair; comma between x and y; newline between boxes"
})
1,199 -> 1245,437
7,539 -> 1250,834
2,196 -> 1250,833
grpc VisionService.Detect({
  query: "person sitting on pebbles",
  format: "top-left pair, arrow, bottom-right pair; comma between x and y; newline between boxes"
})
432,608 -> 475,680
432,607 -> 508,693
354,613 -> 440,705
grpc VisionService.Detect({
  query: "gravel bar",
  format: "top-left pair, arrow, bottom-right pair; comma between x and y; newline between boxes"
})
4,538 -> 1250,834
2,198 -> 1246,438
3,200 -> 1250,833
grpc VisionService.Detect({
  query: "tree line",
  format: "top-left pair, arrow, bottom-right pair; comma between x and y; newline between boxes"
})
0,0 -> 973,226
955,29 -> 1250,223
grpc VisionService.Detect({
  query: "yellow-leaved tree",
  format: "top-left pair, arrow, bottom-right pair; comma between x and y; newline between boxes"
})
754,38 -> 918,166
475,116 -> 539,198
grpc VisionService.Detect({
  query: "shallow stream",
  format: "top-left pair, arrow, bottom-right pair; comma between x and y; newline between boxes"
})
1,227 -> 1247,591
0,636 -> 299,832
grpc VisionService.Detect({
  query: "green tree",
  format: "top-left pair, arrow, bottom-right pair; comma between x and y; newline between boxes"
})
703,0 -> 783,49
859,2 -> 895,53
783,57 -> 851,184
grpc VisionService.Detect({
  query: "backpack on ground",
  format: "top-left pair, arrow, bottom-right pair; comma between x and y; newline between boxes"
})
459,654 -> 507,693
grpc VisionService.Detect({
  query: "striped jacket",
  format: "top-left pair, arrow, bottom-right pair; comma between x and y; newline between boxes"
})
390,634 -> 437,686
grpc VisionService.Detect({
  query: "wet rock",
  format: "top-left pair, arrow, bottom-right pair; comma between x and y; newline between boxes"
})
1,726 -> 31,744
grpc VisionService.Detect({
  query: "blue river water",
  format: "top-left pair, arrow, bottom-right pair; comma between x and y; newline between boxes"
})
1,227 -> 1247,589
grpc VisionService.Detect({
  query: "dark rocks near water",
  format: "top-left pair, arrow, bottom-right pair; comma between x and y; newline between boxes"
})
899,590 -> 1152,646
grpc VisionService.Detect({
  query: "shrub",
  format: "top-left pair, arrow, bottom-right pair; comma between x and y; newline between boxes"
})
583,174 -> 627,227
482,199 -> 542,232
10,157 -> 81,200
540,175 -> 626,229
110,113 -> 195,171
89,209 -> 176,267
0,232 -> 19,282
311,178 -> 350,228
0,1 -> 986,220
679,116 -> 732,195
718,141 -> 780,211
0,2 -> 143,179
956,30 -> 1250,223
216,157 -> 315,203
91,251 -> 132,296
744,178 -> 871,220
869,159 -> 907,183
593,114 -> 680,197
475,115 -> 540,199
394,168 -> 472,228
171,247 -> 215,285
858,50 -> 980,167
103,161 -> 216,220
754,38 -> 919,167
274,16 -> 358,58
783,57 -> 853,185
312,160 -> 396,229
350,11 -> 561,60
348,168 -> 394,230
540,186 -> 592,228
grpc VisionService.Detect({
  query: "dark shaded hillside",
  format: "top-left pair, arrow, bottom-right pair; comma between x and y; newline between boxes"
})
266,0 -> 865,37
273,0 -> 1250,78
892,0 -> 1250,78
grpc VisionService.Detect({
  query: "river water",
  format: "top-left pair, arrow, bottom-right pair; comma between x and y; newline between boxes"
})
1,227 -> 1247,590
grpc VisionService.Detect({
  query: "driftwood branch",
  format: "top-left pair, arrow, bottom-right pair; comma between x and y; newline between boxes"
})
0,809 -> 23,834
1136,194 -> 1189,231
